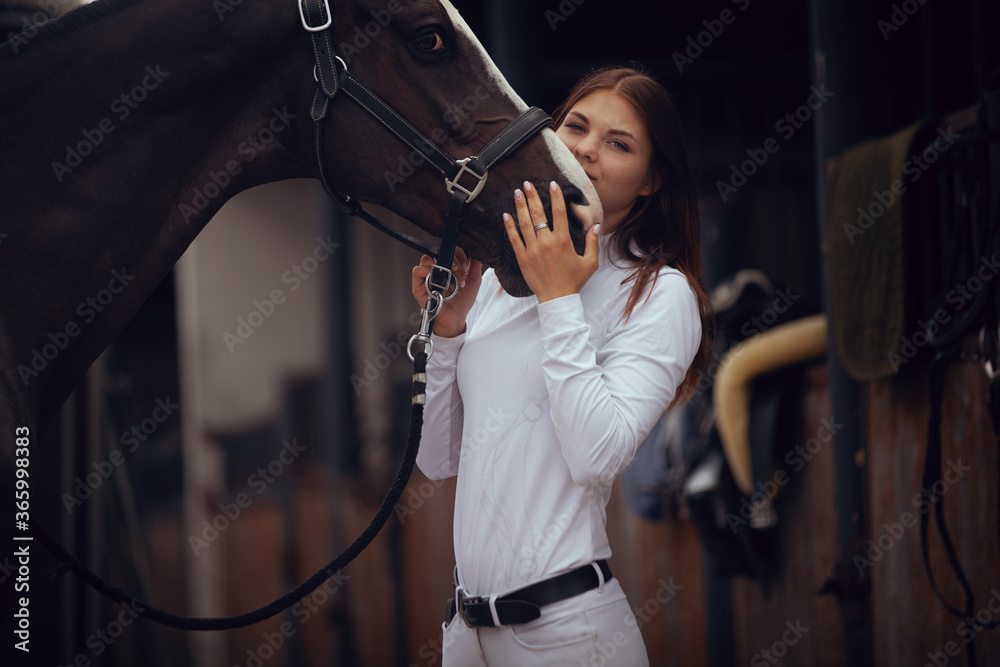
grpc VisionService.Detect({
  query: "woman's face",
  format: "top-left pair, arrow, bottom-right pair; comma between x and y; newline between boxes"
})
555,89 -> 657,231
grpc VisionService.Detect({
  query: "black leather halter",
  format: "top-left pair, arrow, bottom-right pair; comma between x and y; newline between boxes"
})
299,0 -> 552,302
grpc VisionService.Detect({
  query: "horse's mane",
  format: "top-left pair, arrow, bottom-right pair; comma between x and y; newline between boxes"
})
0,0 -> 140,61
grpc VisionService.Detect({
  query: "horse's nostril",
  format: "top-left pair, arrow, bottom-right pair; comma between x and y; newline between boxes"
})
560,184 -> 585,207
570,202 -> 596,231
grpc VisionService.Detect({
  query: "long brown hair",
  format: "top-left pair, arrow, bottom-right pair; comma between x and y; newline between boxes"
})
553,65 -> 713,409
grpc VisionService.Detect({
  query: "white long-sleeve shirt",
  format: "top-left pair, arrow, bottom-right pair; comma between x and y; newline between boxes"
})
416,237 -> 702,597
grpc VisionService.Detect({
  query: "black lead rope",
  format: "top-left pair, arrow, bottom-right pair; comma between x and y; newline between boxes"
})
921,350 -> 979,613
921,346 -> 999,667
919,74 -> 1000,667
29,352 -> 429,631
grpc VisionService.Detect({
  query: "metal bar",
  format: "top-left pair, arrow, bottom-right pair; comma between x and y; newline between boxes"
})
60,389 -> 78,665
175,246 -> 225,666
808,0 -> 876,663
85,352 -> 106,649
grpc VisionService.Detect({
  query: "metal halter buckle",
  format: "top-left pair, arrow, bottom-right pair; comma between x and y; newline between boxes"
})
298,0 -> 333,32
445,158 -> 488,202
425,266 -> 458,302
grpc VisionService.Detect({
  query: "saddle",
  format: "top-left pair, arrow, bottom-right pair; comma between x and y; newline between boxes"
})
624,271 -> 822,585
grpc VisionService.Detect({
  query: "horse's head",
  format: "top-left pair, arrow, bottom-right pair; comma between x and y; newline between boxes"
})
318,0 -> 602,297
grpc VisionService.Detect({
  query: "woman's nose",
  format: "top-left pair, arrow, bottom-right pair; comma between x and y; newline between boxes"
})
574,136 -> 597,161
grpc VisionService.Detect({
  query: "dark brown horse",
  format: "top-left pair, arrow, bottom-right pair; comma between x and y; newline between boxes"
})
0,0 -> 601,445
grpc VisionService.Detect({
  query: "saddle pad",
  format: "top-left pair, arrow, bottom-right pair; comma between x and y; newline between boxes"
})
826,118 -> 937,380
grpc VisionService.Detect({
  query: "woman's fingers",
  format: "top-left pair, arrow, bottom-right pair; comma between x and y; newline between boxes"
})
523,181 -> 549,234
452,247 -> 470,289
503,212 -> 527,265
513,187 -> 537,249
413,247 -> 477,306
549,181 -> 568,237
412,264 -> 429,306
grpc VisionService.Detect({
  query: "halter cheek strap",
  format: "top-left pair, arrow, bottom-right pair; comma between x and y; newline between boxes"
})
297,0 -> 552,263
298,0 -> 552,362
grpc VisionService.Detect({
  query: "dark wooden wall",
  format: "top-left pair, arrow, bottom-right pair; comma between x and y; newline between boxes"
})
867,352 -> 1000,666
33,330 -> 1000,667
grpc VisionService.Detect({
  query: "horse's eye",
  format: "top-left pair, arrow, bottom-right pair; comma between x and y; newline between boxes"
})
414,30 -> 445,53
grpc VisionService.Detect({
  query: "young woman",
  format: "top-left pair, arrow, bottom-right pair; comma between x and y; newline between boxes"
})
412,65 -> 712,666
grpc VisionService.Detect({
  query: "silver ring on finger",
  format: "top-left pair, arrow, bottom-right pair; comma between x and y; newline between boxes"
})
533,222 -> 548,232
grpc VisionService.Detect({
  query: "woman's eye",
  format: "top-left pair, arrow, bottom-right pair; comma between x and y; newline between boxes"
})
566,123 -> 585,132
414,31 -> 445,52
611,140 -> 629,152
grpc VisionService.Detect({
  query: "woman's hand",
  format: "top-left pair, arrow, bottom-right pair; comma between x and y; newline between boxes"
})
411,247 -> 482,338
503,180 -> 600,303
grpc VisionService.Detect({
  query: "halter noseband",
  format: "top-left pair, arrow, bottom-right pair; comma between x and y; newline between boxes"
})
298,0 -> 551,341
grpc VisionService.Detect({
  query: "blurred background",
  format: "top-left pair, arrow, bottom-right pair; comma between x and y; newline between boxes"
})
3,0 -> 999,665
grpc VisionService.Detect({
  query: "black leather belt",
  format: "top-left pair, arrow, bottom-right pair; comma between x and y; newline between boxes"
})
445,560 -> 613,628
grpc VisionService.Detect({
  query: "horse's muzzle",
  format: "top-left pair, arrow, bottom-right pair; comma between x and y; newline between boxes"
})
486,181 -> 592,298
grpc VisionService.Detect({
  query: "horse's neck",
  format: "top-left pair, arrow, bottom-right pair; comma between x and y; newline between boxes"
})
3,0 -> 312,212
0,0 -> 314,433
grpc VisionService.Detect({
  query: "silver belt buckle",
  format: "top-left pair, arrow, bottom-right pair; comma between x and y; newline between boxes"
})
456,588 -> 484,627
